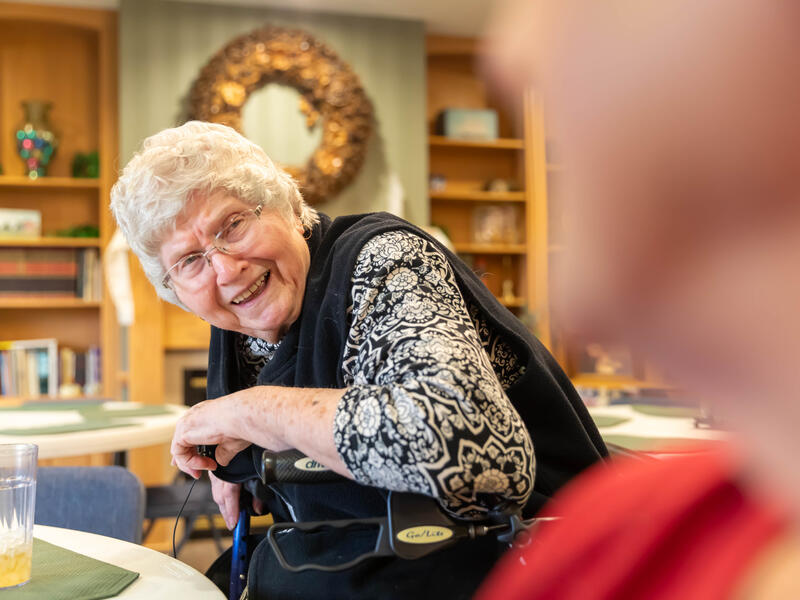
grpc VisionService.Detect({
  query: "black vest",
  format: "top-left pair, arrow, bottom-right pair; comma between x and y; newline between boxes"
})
207,212 -> 606,522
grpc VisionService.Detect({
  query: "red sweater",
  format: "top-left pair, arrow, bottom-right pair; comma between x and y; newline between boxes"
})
476,446 -> 787,600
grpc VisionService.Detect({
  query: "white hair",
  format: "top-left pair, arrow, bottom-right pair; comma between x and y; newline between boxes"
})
110,121 -> 318,307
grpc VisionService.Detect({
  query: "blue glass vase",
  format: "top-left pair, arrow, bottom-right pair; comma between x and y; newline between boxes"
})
15,100 -> 58,180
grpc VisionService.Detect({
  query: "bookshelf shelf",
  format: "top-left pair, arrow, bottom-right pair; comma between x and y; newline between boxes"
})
570,373 -> 675,391
0,4 -> 117,406
0,298 -> 102,309
0,237 -> 101,248
429,190 -> 526,203
429,135 -> 524,150
427,35 -> 537,320
453,243 -> 527,255
0,176 -> 101,190
499,296 -> 525,308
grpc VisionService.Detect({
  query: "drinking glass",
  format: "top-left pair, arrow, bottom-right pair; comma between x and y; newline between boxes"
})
0,444 -> 37,589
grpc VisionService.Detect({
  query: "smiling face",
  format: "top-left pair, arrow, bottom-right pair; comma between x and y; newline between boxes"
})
159,191 -> 311,342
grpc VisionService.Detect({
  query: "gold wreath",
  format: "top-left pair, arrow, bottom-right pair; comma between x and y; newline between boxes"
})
188,26 -> 374,205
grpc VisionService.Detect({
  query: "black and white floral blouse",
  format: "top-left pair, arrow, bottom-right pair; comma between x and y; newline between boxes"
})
240,230 -> 535,518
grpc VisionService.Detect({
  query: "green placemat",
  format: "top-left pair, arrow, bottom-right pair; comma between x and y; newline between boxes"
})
602,434 -> 707,452
0,421 -> 135,436
591,415 -> 631,428
2,538 -> 138,600
631,404 -> 701,419
1,403 -> 172,418
0,403 -> 172,436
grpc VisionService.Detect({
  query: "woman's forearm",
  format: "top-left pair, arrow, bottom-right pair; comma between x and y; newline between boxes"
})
237,385 -> 353,479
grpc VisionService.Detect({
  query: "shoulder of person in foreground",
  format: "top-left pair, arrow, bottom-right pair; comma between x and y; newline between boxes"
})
476,442 -> 791,600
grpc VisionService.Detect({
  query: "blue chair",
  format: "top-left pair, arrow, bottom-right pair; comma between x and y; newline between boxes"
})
34,466 -> 145,544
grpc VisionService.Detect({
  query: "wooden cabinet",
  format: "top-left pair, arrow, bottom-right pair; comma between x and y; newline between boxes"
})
0,2 -> 118,403
426,35 -> 541,329
426,36 -> 667,392
0,2 -> 118,457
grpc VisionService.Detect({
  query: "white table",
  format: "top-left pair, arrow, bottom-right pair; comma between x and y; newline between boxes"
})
0,403 -> 186,459
34,525 -> 225,599
588,404 -> 728,453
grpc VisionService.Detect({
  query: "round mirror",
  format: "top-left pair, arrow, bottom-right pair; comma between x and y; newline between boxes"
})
242,84 -> 322,168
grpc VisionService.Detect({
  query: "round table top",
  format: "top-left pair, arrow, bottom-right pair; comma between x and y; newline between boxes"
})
588,403 -> 728,453
0,403 -> 186,459
34,525 -> 225,599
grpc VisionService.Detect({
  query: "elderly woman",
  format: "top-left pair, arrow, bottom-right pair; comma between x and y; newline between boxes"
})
110,120 -> 604,599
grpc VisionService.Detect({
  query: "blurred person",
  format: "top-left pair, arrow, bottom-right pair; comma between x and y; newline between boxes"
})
477,0 -> 800,598
111,120 -> 605,599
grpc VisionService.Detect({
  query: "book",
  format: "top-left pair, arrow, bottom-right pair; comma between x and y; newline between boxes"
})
0,248 -> 85,297
0,339 -> 58,398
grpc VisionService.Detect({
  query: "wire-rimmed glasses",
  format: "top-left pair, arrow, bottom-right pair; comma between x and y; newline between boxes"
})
162,203 -> 264,289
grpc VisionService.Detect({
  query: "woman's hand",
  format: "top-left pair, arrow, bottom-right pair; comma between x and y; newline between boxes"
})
208,472 -> 241,530
170,385 -> 350,481
170,396 -> 252,479
207,472 -> 265,530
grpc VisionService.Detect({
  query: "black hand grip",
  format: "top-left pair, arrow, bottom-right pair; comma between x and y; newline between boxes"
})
257,449 -> 343,484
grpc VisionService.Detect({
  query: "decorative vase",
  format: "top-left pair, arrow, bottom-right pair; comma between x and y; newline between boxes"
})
15,100 -> 58,180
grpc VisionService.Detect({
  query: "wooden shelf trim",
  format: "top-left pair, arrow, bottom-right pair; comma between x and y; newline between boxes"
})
499,297 -> 525,308
429,135 -> 524,150
0,298 -> 102,309
454,243 -> 527,255
0,237 -> 101,247
570,374 -> 674,391
0,176 -> 101,189
430,190 -> 526,203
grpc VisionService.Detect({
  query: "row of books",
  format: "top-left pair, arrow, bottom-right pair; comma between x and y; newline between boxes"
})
0,247 -> 102,300
0,338 -> 101,399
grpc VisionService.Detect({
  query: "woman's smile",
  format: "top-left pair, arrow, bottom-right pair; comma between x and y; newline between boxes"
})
231,270 -> 270,306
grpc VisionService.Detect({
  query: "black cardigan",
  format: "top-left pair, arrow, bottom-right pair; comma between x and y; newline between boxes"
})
207,212 -> 606,523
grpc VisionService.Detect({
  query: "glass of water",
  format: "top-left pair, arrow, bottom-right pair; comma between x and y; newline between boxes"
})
0,444 -> 37,589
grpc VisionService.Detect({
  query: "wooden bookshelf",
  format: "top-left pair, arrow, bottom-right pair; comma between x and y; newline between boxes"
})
427,34 -> 536,317
0,2 -> 118,464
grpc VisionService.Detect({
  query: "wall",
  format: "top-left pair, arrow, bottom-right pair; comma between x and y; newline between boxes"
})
119,0 -> 427,224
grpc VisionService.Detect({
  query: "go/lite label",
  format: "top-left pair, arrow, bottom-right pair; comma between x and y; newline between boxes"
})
396,526 -> 454,544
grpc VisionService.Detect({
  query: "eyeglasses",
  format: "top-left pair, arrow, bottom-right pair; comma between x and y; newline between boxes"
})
162,203 -> 264,290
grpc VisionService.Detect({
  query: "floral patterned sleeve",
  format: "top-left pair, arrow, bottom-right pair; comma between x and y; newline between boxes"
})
333,230 -> 535,518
